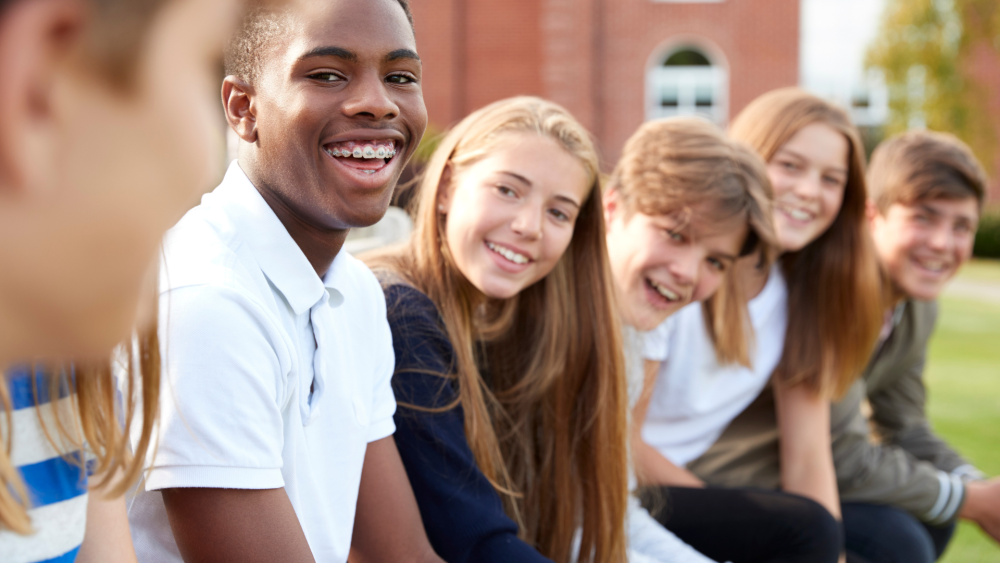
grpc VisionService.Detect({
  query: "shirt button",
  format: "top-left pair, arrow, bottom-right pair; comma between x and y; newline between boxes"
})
352,396 -> 368,426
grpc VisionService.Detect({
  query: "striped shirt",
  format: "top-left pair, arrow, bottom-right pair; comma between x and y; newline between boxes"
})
1,367 -> 88,563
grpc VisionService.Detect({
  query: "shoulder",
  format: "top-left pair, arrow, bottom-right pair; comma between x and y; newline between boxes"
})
906,299 -> 939,335
160,203 -> 255,294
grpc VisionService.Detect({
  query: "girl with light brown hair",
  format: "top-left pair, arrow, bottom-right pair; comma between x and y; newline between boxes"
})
635,89 -> 884,562
365,96 -> 628,563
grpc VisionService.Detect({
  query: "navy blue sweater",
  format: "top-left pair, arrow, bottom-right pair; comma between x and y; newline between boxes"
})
384,283 -> 553,563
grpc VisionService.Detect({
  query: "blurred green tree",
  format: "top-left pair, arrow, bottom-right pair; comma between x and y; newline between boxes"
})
866,0 -> 999,175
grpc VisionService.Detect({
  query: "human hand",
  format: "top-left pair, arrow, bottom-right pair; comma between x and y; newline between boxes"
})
960,477 -> 1000,543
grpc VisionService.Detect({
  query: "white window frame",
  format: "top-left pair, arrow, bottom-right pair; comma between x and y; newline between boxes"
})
645,40 -> 729,126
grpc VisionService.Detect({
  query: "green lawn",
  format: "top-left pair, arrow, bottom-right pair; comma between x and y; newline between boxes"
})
926,260 -> 1000,562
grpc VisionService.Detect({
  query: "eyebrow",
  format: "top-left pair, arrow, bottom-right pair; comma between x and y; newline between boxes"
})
499,171 -> 582,209
385,49 -> 420,63
299,46 -> 357,62
297,46 -> 420,64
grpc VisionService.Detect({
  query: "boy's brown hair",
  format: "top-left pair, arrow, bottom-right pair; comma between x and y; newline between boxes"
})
868,129 -> 988,213
609,117 -> 777,367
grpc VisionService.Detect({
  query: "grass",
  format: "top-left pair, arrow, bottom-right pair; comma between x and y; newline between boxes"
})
926,259 -> 1000,562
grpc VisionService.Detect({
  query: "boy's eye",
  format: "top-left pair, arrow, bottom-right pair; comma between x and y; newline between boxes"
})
387,73 -> 416,84
308,72 -> 343,83
707,257 -> 725,271
666,230 -> 684,243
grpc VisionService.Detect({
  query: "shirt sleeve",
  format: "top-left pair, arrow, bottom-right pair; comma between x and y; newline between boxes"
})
384,285 -> 553,563
367,285 -> 398,443
642,317 -> 675,362
832,381 -> 965,525
867,348 -> 972,475
145,284 -> 289,491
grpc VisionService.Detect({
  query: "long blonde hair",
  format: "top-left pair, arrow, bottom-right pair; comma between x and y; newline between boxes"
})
609,117 -> 776,366
367,96 -> 628,563
730,88 -> 883,399
1,315 -> 160,533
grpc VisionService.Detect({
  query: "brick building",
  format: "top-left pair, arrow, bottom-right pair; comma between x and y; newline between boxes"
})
410,0 -> 800,166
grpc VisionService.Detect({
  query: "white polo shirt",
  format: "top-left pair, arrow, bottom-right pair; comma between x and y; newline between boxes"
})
641,265 -> 787,466
127,161 -> 397,563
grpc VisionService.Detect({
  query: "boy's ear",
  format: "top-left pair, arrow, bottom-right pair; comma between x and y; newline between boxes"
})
865,199 -> 881,227
603,186 -> 620,224
222,76 -> 258,144
0,0 -> 85,193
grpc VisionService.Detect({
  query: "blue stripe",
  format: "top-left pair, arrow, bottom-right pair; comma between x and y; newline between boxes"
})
19,453 -> 88,508
39,545 -> 80,563
6,365 -> 73,411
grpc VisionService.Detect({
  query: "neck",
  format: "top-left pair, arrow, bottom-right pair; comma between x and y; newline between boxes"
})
242,161 -> 349,279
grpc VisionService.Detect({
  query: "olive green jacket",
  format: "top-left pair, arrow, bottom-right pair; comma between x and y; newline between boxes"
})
687,299 -> 979,524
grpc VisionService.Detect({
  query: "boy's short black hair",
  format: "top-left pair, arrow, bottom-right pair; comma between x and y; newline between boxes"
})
225,0 -> 414,85
868,129 -> 988,213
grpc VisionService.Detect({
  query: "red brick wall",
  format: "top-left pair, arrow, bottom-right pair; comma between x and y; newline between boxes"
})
410,0 -> 799,165
964,39 -> 1000,201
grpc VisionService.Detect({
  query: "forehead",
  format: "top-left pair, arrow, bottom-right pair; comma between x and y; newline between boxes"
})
277,0 -> 415,65
647,203 -> 748,247
466,133 -> 590,196
776,122 -> 849,170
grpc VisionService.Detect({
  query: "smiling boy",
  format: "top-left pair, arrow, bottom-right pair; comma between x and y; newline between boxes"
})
690,129 -> 1000,562
126,1 -> 443,562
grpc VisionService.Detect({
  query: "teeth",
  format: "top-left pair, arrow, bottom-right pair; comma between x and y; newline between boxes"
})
486,241 -> 530,265
649,279 -> 679,301
787,208 -> 811,221
326,143 -> 397,159
919,260 -> 945,272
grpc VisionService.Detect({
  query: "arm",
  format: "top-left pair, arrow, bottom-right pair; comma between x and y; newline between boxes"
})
162,487 -> 314,563
349,436 -> 443,563
631,360 -> 704,488
76,475 -> 138,563
960,478 -> 1000,543
868,350 -> 973,474
832,381 -> 967,524
774,382 -> 840,520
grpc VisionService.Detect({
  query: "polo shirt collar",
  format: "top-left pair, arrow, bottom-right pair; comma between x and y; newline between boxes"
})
212,161 -> 327,315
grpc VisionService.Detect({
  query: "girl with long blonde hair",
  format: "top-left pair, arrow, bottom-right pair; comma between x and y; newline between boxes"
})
365,96 -> 628,563
635,89 -> 884,562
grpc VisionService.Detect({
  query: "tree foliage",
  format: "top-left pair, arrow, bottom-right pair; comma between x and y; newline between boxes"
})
866,0 -> 999,175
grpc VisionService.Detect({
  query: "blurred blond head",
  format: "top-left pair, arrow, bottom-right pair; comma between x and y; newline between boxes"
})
0,0 -> 256,534
0,0 -> 248,363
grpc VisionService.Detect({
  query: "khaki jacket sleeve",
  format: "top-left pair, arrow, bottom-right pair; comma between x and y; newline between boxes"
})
833,301 -> 968,524
866,339 -> 970,473
832,382 -> 962,524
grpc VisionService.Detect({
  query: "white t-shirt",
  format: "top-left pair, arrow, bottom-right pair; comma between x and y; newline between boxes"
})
127,162 -> 397,563
641,265 -> 787,467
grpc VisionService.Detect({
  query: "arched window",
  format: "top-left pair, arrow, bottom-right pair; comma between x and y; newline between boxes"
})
646,44 -> 728,125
